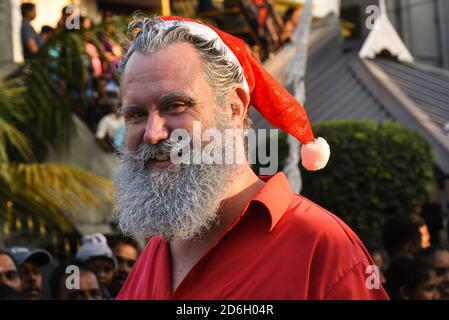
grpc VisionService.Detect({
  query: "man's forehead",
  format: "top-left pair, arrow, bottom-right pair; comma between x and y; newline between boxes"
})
79,270 -> 100,288
122,43 -> 203,82
120,44 -> 209,105
116,243 -> 138,256
0,254 -> 16,270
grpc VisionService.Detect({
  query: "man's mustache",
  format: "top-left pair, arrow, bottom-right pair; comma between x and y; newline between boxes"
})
125,139 -> 183,165
24,285 -> 40,293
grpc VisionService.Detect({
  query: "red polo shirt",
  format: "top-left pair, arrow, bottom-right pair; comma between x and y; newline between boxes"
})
116,172 -> 389,300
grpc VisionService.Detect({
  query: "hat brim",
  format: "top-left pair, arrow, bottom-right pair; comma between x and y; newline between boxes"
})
87,255 -> 117,267
24,250 -> 51,268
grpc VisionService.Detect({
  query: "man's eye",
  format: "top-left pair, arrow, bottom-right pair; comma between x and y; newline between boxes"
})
164,102 -> 188,111
6,271 -> 18,280
103,267 -> 113,273
125,111 -> 146,120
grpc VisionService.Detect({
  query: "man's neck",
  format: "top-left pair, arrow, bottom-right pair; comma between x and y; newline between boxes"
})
168,163 -> 264,292
173,163 -> 263,246
218,164 -> 264,228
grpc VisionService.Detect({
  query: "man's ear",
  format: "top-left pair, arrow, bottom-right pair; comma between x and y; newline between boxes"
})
227,87 -> 250,129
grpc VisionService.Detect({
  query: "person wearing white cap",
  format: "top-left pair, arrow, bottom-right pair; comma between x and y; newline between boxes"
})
75,233 -> 117,298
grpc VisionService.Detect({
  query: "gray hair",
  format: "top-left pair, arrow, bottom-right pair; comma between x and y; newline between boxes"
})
118,16 -> 245,108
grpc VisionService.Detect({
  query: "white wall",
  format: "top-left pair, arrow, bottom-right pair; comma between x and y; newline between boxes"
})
19,0 -> 100,33
25,0 -> 72,30
0,0 -> 23,64
312,0 -> 340,18
388,0 -> 443,67
281,0 -> 340,18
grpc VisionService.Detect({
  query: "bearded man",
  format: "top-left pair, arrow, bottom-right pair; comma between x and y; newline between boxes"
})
114,15 -> 389,300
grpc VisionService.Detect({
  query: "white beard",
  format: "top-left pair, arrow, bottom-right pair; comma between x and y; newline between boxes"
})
112,114 -> 240,240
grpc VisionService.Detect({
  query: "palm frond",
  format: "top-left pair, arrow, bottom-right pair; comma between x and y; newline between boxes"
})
1,163 -> 114,232
0,118 -> 33,164
21,63 -> 75,150
0,23 -> 123,235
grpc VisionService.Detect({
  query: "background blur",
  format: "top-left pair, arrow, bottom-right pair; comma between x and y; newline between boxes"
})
0,0 -> 449,300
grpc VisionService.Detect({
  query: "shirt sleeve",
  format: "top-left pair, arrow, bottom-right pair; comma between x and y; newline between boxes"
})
96,117 -> 108,139
22,23 -> 35,41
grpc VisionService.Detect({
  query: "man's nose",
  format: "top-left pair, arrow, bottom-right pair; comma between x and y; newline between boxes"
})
98,271 -> 107,278
143,112 -> 169,145
26,273 -> 38,283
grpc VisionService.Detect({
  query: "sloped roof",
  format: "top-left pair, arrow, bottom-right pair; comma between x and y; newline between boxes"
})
250,13 -> 449,175
372,58 -> 449,131
250,14 -> 349,130
304,44 -> 392,123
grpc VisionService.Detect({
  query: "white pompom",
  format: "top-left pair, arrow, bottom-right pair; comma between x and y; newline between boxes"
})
301,137 -> 330,171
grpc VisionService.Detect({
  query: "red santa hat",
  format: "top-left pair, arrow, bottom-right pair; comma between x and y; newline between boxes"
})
159,16 -> 330,171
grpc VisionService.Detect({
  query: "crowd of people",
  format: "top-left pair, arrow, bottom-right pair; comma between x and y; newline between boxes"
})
0,234 -> 139,300
18,1 -> 305,154
19,2 -> 302,154
20,3 -> 125,152
365,214 -> 449,300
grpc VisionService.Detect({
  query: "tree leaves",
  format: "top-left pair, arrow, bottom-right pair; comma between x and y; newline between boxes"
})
276,120 -> 435,240
0,26 -> 116,234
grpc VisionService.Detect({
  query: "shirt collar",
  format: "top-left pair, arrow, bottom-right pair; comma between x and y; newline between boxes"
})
251,172 -> 294,231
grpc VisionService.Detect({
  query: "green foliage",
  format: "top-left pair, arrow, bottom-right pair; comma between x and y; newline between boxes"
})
277,120 -> 435,240
0,21 -> 121,233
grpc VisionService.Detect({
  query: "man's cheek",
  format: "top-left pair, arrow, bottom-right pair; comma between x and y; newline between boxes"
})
167,112 -> 200,133
125,125 -> 145,150
37,275 -> 43,287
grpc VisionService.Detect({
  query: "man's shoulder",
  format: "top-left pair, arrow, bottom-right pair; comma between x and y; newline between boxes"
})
278,194 -> 368,261
284,194 -> 353,234
277,195 -> 382,298
21,21 -> 34,34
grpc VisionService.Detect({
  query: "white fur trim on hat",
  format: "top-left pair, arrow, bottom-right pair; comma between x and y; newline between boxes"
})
161,20 -> 250,92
